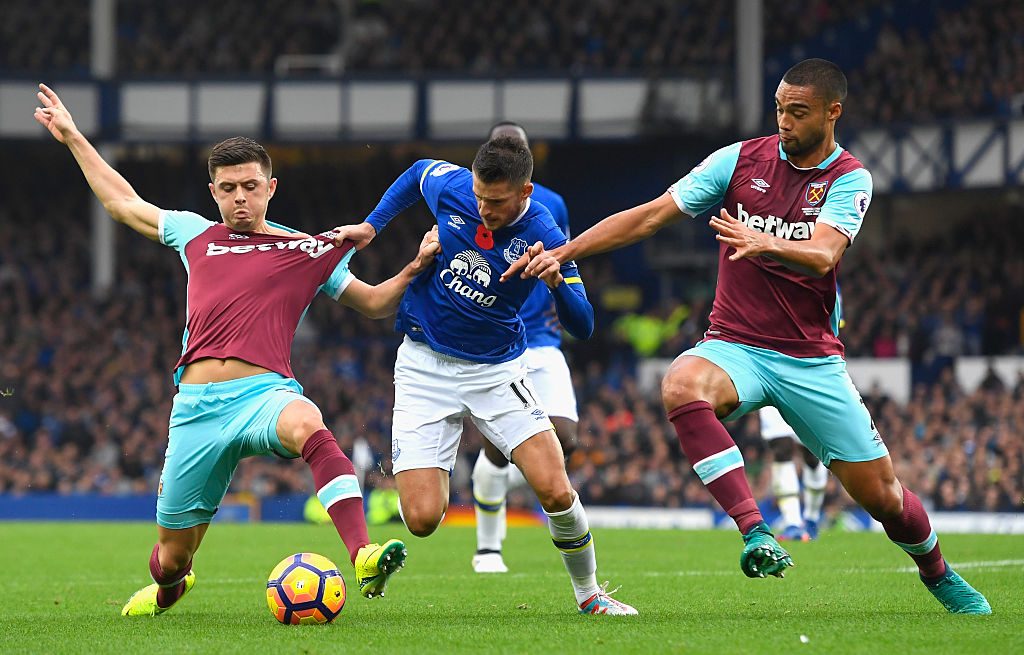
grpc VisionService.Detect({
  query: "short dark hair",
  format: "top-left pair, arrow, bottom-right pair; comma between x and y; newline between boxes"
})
207,136 -> 272,181
472,136 -> 533,186
782,58 -> 847,104
488,121 -> 528,144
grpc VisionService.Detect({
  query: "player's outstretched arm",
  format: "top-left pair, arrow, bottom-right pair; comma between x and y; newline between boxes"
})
338,226 -> 440,319
331,160 -> 437,251
710,208 -> 848,277
501,192 -> 683,282
33,84 -> 161,241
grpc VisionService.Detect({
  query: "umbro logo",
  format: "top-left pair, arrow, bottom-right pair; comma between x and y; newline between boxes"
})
750,178 -> 771,194
447,215 -> 465,230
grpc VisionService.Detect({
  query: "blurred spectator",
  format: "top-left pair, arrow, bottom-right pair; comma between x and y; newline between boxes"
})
118,0 -> 342,75
0,1 -> 89,75
347,0 -> 732,75
845,0 -> 1024,125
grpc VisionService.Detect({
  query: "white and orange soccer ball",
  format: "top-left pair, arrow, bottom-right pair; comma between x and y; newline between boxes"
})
266,552 -> 346,625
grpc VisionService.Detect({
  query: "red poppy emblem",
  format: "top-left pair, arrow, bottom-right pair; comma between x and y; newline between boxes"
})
475,224 -> 494,250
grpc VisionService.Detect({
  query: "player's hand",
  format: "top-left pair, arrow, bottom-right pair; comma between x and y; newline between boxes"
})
500,242 -> 568,282
409,225 -> 440,274
528,242 -> 564,289
500,248 -> 532,282
33,84 -> 79,144
709,208 -> 771,261
330,222 -> 377,250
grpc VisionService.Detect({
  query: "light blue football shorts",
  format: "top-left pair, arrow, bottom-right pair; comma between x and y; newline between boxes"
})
682,339 -> 887,466
156,373 -> 315,529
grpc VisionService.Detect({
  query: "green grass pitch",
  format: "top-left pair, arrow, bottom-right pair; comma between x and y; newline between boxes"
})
1,522 -> 1020,654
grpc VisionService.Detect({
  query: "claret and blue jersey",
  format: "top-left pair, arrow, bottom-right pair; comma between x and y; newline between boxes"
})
364,159 -> 590,364
668,135 -> 871,358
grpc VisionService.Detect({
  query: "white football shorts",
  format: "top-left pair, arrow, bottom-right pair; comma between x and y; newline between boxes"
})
391,337 -> 553,474
760,405 -> 797,441
525,346 -> 579,423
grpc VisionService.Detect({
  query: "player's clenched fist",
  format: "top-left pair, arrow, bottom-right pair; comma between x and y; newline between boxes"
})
410,225 -> 441,274
330,222 -> 377,251
33,83 -> 78,144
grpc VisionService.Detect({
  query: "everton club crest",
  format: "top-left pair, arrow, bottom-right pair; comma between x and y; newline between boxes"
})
503,237 -> 529,264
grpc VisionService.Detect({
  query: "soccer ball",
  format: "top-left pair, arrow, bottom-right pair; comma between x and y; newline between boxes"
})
266,552 -> 346,625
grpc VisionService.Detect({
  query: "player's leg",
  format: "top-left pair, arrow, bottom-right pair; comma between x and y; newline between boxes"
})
769,437 -> 807,540
277,399 -> 370,564
123,383 -> 223,617
509,429 -> 635,615
471,430 -> 512,572
468,372 -> 635,615
829,457 -> 990,614
395,467 -> 451,536
275,397 -> 407,599
774,358 -> 990,614
761,406 -> 806,540
799,446 -> 827,539
123,524 -> 204,617
661,342 -> 792,578
471,346 -> 579,573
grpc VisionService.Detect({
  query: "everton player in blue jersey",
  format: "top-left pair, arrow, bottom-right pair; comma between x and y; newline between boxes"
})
506,59 -> 989,614
332,137 -> 636,615
468,122 -> 581,574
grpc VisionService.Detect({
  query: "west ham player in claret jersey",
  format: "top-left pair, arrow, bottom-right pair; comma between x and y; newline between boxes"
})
332,137 -> 637,615
504,60 -> 990,614
33,83 -> 438,616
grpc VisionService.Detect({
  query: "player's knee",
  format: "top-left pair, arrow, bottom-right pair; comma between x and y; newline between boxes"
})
660,371 -> 703,411
294,413 -> 326,443
158,542 -> 194,573
535,482 -> 574,513
861,485 -> 903,521
400,503 -> 444,537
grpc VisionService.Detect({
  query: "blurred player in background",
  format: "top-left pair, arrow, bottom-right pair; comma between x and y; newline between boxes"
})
469,122 -> 580,574
759,406 -> 827,540
504,59 -> 990,614
331,137 -> 636,615
33,83 -> 431,615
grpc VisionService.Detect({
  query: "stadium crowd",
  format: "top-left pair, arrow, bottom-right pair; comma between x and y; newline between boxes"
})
3,1 -> 1020,125
839,214 -> 1024,363
1,149 -> 1021,520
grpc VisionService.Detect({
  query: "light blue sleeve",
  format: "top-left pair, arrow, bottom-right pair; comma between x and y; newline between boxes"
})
668,142 -> 742,217
817,168 -> 872,244
319,247 -> 357,300
158,210 -> 216,251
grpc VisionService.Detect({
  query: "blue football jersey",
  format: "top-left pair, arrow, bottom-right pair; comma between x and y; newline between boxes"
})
387,160 -> 582,363
520,183 -> 570,349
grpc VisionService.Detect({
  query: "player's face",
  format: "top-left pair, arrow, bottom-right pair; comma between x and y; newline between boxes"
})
208,162 -> 277,231
472,175 -> 533,231
775,82 -> 838,158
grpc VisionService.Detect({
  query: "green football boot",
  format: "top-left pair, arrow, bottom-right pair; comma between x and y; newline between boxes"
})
923,564 -> 992,614
740,522 -> 794,578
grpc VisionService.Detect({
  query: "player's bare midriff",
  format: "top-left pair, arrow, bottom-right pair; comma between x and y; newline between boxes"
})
179,357 -> 273,384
